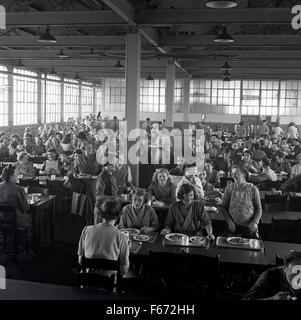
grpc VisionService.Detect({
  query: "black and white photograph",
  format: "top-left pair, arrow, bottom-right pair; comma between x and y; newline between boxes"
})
0,0 -> 300,314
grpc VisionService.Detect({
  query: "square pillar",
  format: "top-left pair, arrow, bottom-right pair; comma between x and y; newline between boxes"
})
165,59 -> 175,127
125,32 -> 141,186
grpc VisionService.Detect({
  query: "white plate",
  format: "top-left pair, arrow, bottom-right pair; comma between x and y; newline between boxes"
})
189,236 -> 207,244
133,234 -> 151,242
226,237 -> 250,245
165,233 -> 188,242
29,193 -> 42,197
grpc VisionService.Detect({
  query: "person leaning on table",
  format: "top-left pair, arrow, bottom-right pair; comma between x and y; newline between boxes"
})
221,165 -> 262,239
244,251 -> 301,300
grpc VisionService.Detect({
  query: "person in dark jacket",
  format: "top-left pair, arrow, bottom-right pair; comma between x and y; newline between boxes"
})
94,162 -> 119,224
244,251 -> 301,300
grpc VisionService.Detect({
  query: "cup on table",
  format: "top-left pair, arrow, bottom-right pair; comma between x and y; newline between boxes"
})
24,186 -> 29,194
51,174 -> 56,180
121,194 -> 128,202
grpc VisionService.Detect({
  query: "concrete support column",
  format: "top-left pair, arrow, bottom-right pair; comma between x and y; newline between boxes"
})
183,77 -> 190,123
165,59 -> 175,127
60,76 -> 64,123
37,72 -> 42,124
78,81 -> 82,120
125,31 -> 141,187
7,66 -> 13,127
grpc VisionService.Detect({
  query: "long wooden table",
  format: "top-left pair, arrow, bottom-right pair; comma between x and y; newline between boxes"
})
130,234 -> 301,271
28,195 -> 56,254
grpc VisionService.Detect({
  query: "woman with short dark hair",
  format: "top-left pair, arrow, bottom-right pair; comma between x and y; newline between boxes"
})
161,183 -> 214,238
78,199 -> 129,276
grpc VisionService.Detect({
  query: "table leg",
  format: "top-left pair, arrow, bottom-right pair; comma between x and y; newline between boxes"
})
49,198 -> 55,241
31,207 -> 40,254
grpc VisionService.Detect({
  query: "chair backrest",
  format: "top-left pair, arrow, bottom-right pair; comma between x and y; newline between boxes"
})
271,218 -> 301,243
81,257 -> 120,272
18,179 -> 40,187
0,205 -> 17,231
288,195 -> 301,211
264,194 -> 288,211
28,187 -> 49,196
118,277 -> 165,298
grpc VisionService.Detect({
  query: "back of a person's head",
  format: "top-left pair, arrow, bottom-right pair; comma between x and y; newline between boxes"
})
262,158 -> 271,167
101,199 -> 121,221
2,165 -> 14,182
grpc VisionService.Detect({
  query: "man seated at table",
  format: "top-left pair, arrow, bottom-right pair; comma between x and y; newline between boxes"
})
244,251 -> 301,300
118,188 -> 159,234
239,149 -> 260,174
94,162 -> 119,224
270,151 -> 290,175
290,153 -> 301,178
221,165 -> 262,239
78,199 -> 130,277
169,156 -> 186,176
113,154 -> 133,193
161,184 -> 214,239
176,165 -> 204,200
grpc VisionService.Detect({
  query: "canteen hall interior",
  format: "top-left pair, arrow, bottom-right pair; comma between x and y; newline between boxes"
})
0,0 -> 301,301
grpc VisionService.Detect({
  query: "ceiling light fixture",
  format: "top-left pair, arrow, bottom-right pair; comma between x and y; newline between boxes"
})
223,76 -> 231,82
222,70 -> 232,77
74,72 -> 81,80
221,61 -> 232,70
49,67 -> 58,76
16,59 -> 26,69
214,25 -> 234,43
206,0 -> 237,9
113,60 -> 124,70
38,26 -> 57,43
57,49 -> 68,58
146,73 -> 154,81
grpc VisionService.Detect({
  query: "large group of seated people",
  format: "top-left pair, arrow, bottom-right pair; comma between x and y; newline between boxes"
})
1,116 -> 301,299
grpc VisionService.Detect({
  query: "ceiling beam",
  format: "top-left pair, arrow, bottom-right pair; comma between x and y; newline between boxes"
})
160,35 -> 301,47
137,8 -> 296,26
5,11 -> 126,26
0,35 -> 131,47
102,0 -> 191,78
190,68 -> 301,75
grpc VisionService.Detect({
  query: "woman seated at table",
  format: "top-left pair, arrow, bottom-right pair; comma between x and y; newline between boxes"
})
0,166 -> 31,230
161,184 -> 214,238
14,152 -> 35,180
252,158 -> 277,184
78,198 -> 129,277
40,148 -> 63,176
8,141 -> 18,162
118,188 -> 159,234
221,165 -> 262,239
270,151 -> 290,175
33,137 -> 46,156
176,165 -> 204,200
147,168 -> 177,205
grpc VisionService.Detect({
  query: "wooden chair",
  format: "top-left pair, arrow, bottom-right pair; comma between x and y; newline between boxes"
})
118,276 -> 165,299
72,257 -> 121,292
288,195 -> 301,212
264,194 -> 288,211
28,187 -> 49,239
271,218 -> 301,243
0,205 -> 29,261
